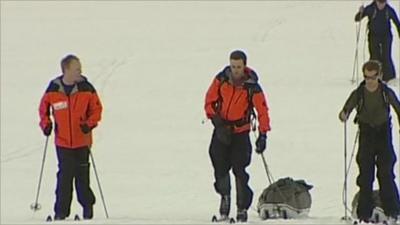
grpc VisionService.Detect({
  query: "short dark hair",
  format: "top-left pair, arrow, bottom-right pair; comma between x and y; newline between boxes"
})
230,50 -> 247,65
362,60 -> 381,74
61,54 -> 80,73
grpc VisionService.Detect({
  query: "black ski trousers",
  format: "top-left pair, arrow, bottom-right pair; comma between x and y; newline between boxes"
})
368,34 -> 396,82
54,146 -> 96,217
356,122 -> 400,219
209,130 -> 254,210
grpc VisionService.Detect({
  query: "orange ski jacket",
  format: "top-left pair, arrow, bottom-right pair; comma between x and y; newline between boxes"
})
205,66 -> 271,134
39,76 -> 102,149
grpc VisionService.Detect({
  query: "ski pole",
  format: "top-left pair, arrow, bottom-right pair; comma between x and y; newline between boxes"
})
398,0 -> 400,193
343,127 -> 359,219
342,121 -> 357,220
351,22 -> 362,84
30,136 -> 49,212
352,2 -> 366,84
343,121 -> 349,220
89,150 -> 109,219
346,130 -> 359,176
362,26 -> 368,64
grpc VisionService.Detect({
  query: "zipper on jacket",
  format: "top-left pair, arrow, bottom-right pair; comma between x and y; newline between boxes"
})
225,87 -> 236,120
68,95 -> 73,147
234,91 -> 244,105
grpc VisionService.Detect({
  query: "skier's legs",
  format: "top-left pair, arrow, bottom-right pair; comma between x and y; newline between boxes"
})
368,35 -> 382,62
54,147 -> 75,218
356,124 -> 376,220
376,123 -> 400,217
231,132 -> 253,210
381,35 -> 396,81
209,130 -> 232,196
74,147 -> 96,209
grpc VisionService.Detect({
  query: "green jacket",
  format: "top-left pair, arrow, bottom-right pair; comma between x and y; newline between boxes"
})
342,82 -> 400,127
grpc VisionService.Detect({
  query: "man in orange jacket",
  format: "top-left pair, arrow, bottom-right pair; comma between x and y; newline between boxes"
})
39,55 -> 103,220
205,50 -> 271,222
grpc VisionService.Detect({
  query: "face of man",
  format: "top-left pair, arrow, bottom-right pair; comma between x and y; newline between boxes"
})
364,69 -> 379,85
64,59 -> 82,82
230,59 -> 246,81
376,0 -> 387,9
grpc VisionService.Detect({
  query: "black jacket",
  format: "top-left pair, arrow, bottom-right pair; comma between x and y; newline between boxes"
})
355,2 -> 400,37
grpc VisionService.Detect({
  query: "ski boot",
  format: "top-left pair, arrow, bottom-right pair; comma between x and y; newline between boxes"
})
211,195 -> 234,223
219,195 -> 231,217
53,214 -> 66,221
83,205 -> 93,220
236,209 -> 248,223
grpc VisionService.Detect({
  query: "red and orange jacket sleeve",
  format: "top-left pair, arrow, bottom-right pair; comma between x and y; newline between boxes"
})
252,89 -> 271,134
205,77 -> 222,119
39,85 -> 52,131
85,92 -> 103,128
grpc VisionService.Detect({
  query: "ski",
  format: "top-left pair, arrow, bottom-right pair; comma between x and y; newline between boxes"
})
382,219 -> 399,225
45,215 -> 52,222
351,219 -> 397,225
211,215 -> 236,224
45,214 -> 81,222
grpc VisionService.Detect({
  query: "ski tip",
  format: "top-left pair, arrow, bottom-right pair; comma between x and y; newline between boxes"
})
45,215 -> 52,222
211,215 -> 236,223
74,214 -> 80,221
382,220 -> 389,225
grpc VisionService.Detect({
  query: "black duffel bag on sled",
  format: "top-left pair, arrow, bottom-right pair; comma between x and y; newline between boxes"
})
257,177 -> 313,220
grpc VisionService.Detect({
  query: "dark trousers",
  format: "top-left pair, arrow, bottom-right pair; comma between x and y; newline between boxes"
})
368,34 -> 396,82
54,146 -> 96,217
356,122 -> 400,219
209,130 -> 253,210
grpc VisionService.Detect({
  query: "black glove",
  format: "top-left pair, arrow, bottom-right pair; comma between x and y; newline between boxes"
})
255,133 -> 267,154
43,123 -> 52,136
80,123 -> 92,134
211,115 -> 232,145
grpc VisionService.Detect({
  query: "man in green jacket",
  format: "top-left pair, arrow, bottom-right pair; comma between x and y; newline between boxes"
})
339,60 -> 400,223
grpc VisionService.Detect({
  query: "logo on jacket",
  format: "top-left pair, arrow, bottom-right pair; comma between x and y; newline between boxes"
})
52,101 -> 68,110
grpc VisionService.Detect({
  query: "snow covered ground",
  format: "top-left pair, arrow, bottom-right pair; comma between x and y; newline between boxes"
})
1,1 -> 400,224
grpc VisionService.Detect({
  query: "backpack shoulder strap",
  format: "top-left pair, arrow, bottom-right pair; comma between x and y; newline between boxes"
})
246,84 -> 255,106
244,82 -> 259,118
353,82 -> 366,124
372,6 -> 377,20
214,68 -> 230,114
381,82 -> 390,107
356,82 -> 365,113
386,7 -> 389,20
216,73 -> 228,91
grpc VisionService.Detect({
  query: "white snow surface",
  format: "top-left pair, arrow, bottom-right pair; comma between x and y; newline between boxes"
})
1,1 -> 400,224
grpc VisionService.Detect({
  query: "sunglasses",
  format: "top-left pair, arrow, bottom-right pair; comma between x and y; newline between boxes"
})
364,73 -> 379,80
